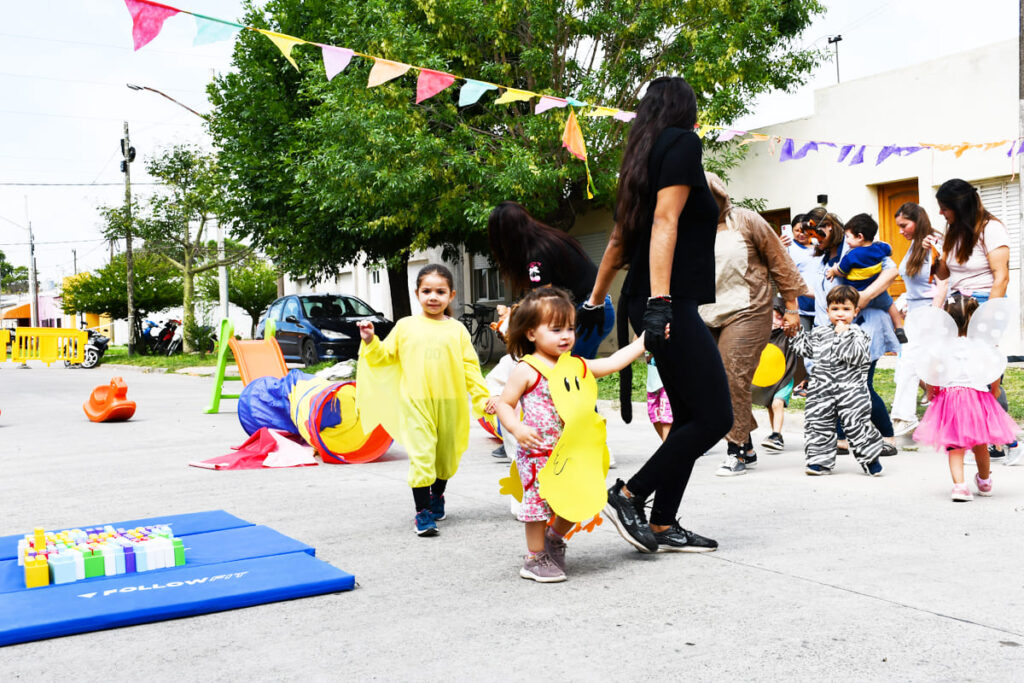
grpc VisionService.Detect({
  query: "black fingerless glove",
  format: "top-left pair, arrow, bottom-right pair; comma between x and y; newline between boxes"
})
643,296 -> 672,355
576,300 -> 604,337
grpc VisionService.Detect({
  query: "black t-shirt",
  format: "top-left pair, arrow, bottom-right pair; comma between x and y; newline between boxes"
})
526,244 -> 598,305
621,128 -> 719,303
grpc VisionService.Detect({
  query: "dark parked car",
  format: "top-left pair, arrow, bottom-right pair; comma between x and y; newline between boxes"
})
255,294 -> 394,366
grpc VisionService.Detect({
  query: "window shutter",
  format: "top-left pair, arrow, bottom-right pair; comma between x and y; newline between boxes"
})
575,232 -> 608,265
977,179 -> 1020,269
472,253 -> 491,270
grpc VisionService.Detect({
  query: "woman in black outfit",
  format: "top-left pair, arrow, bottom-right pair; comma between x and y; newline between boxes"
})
488,201 -> 614,358
585,76 -> 732,553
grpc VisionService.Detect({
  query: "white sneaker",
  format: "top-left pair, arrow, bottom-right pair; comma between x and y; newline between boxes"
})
891,418 -> 919,437
607,449 -> 617,469
716,454 -> 747,477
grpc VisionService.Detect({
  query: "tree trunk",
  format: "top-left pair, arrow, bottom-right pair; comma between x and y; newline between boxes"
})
386,256 -> 412,320
182,251 -> 195,353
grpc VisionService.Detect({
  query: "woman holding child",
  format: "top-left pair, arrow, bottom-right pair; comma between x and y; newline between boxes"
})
586,76 -> 732,553
804,207 -> 900,457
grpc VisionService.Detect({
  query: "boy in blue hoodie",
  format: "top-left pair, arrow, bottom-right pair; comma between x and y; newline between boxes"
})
825,213 -> 907,343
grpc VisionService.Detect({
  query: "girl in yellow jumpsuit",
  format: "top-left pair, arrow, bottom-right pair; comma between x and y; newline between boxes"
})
356,265 -> 490,536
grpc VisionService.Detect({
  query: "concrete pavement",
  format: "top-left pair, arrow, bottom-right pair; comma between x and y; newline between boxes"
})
1,362 -> 1023,680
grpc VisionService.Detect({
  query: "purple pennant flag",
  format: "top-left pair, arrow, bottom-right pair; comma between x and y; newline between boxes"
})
792,141 -> 819,159
849,145 -> 865,165
1007,142 -> 1016,157
778,138 -> 796,162
876,145 -> 899,165
1017,141 -> 1024,156
320,45 -> 353,80
897,146 -> 923,156
837,144 -> 854,163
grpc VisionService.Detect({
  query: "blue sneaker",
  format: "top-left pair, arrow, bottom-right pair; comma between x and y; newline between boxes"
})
805,464 -> 831,476
429,494 -> 446,521
861,457 -> 883,477
414,509 -> 438,536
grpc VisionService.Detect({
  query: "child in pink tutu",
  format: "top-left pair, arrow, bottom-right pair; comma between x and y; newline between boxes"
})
913,294 -> 1019,501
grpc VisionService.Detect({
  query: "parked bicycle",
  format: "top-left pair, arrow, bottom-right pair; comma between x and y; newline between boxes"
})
458,303 -> 498,365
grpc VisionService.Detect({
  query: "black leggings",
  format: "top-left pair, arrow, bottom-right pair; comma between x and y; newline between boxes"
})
625,296 -> 732,525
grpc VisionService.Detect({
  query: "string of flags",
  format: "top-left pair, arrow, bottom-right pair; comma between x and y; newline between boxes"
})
122,0 -> 1021,190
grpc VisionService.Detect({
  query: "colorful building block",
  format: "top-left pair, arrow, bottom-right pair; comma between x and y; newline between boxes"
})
24,556 -> 49,588
48,553 -> 77,585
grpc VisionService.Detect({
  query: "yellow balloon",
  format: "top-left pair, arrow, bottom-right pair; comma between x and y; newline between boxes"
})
751,343 -> 786,388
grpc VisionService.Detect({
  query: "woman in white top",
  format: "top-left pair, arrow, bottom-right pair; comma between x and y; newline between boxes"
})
931,178 -> 1013,456
932,178 -> 1010,305
889,203 -> 941,435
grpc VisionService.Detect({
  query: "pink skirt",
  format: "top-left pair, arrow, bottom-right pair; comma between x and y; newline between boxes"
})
913,386 -> 1019,450
647,388 -> 674,425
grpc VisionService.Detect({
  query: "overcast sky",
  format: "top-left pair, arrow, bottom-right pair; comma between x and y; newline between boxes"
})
0,0 -> 1017,287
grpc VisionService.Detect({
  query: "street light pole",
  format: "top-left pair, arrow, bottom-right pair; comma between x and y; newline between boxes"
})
828,35 -> 843,84
122,122 -> 136,355
126,83 -> 229,321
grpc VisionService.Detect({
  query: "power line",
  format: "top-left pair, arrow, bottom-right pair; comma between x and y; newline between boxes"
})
0,108 -> 207,125
0,182 -> 164,187
0,239 -> 106,246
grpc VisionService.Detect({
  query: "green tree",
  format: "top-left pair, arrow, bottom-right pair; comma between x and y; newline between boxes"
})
61,252 -> 182,339
210,0 -> 822,317
198,255 -> 279,337
121,145 -> 249,351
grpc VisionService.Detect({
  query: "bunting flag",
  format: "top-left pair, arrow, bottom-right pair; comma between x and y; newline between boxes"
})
458,80 -> 497,107
258,30 -> 305,70
320,45 -> 353,80
367,59 -> 411,87
192,14 -> 240,46
585,106 -> 618,118
695,124 -> 714,138
561,109 -> 594,199
849,145 -> 865,165
535,96 -> 567,114
124,0 -> 179,51
494,88 -> 534,105
613,111 -> 637,122
837,144 -> 854,163
416,69 -> 456,104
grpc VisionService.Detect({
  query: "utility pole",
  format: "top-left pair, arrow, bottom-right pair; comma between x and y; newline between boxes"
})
828,35 -> 843,84
27,221 -> 37,327
72,249 -> 77,274
121,122 -> 137,355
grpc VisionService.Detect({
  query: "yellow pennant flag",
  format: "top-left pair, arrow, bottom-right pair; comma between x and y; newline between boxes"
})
494,88 -> 535,105
367,59 -> 411,87
696,124 -> 714,138
257,29 -> 306,71
584,106 -> 618,118
739,133 -> 770,146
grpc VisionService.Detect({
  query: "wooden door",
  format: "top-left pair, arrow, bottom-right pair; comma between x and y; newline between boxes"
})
877,179 -> 919,296
760,208 -> 791,236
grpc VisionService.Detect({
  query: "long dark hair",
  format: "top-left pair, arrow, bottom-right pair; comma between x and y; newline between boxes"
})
936,178 -> 998,264
944,291 -> 979,336
487,201 -> 589,293
613,77 -> 698,264
894,202 -> 937,278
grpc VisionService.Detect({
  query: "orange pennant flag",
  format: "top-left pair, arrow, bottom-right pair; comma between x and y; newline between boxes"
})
367,59 -> 411,87
562,108 -> 587,161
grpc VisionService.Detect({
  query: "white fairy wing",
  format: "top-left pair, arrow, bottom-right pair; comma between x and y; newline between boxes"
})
968,298 -> 1013,348
905,306 -> 957,344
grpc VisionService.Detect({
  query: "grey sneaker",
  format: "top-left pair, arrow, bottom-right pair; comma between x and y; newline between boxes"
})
519,551 -> 566,583
544,531 -> 567,573
716,454 -> 747,477
653,522 -> 718,553
761,432 -> 785,452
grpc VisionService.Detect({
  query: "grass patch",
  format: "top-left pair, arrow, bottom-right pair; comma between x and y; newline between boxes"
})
105,345 -> 219,371
593,358 -> 1024,422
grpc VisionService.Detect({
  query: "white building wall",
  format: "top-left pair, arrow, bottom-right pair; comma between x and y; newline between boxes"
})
724,39 -> 1022,353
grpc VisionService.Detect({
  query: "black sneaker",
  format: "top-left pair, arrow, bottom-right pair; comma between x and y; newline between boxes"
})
879,442 -> 898,457
989,444 -> 1007,460
603,479 -> 658,553
653,522 -> 718,553
836,443 -> 850,455
895,327 -> 909,344
761,432 -> 785,452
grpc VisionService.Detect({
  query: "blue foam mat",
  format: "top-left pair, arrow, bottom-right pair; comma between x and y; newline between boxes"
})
0,510 -> 252,561
0,525 -> 314,594
0,551 -> 355,647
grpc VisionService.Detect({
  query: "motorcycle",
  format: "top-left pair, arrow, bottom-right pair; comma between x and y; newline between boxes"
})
65,329 -> 109,369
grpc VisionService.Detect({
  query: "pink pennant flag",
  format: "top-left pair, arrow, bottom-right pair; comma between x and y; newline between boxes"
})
416,69 -> 456,103
535,96 -> 567,114
368,59 -> 411,87
320,45 -> 353,80
123,0 -> 179,51
613,111 -> 637,122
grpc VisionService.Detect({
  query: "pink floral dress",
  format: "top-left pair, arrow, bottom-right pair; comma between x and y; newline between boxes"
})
515,368 -> 564,522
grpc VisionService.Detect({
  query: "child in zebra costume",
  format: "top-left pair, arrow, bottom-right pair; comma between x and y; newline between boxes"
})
791,285 -> 884,476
